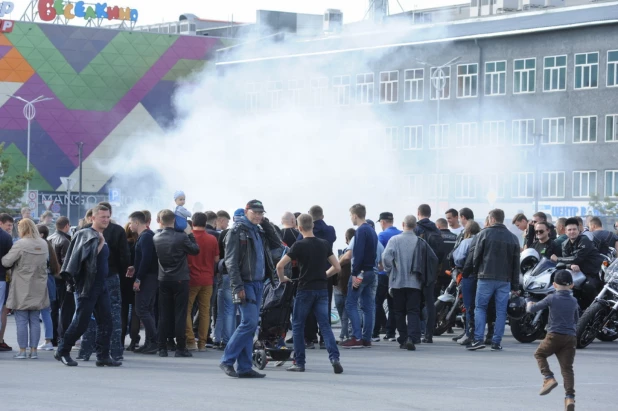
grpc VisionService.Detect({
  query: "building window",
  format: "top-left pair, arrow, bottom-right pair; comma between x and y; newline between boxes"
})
512,119 -> 535,146
333,75 -> 351,106
384,127 -> 399,150
456,122 -> 478,148
482,173 -> 506,199
429,124 -> 449,149
543,55 -> 567,91
404,69 -> 424,102
608,50 -> 618,87
541,117 -> 566,144
573,116 -> 597,143
485,61 -> 506,96
288,79 -> 305,107
403,126 -> 423,150
455,174 -> 476,199
574,52 -> 599,89
310,77 -> 328,107
426,174 -> 449,199
482,121 -> 506,146
404,174 -> 423,197
380,71 -> 399,104
245,82 -> 261,112
606,170 -> 618,197
356,73 -> 374,104
457,63 -> 478,98
541,171 -> 565,198
430,67 -> 450,100
266,81 -> 283,110
512,172 -> 534,198
513,58 -> 535,94
606,114 -> 618,142
573,171 -> 597,198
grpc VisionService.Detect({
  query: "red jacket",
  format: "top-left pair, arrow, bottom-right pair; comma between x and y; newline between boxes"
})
188,230 -> 219,286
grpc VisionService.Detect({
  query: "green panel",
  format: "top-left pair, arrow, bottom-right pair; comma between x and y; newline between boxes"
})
163,59 -> 207,81
3,144 -> 54,191
6,23 -> 178,111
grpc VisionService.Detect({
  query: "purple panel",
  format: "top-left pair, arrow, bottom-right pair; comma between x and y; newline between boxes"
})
0,121 -> 75,187
0,45 -> 11,59
140,80 -> 178,129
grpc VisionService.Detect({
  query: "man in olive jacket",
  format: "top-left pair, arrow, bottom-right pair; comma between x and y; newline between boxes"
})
468,209 -> 520,352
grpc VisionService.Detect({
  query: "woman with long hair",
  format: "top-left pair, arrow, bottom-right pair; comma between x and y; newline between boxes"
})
2,219 -> 49,359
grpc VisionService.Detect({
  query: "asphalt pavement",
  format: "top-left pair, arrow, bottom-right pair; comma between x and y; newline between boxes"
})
1,316 -> 615,411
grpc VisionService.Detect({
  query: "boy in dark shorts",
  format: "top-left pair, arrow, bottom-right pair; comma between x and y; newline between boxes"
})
276,213 -> 343,374
527,270 -> 578,411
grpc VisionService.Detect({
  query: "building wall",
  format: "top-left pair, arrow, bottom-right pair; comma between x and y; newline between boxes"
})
0,22 -> 226,196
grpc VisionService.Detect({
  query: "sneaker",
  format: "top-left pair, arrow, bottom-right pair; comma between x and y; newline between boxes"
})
421,337 -> 433,344
0,340 -> 13,351
96,357 -> 122,367
452,332 -> 466,342
458,336 -> 471,346
141,343 -> 159,355
331,360 -> 344,374
340,338 -> 363,349
76,355 -> 90,361
158,349 -> 168,357
206,338 -> 214,348
29,351 -> 38,359
286,364 -> 305,372
198,346 -> 207,352
565,397 -> 575,411
14,352 -> 27,359
54,351 -> 78,366
238,369 -> 266,378
38,342 -> 54,351
388,336 -> 397,342
405,339 -> 416,351
174,349 -> 193,358
384,335 -> 396,342
186,343 -> 198,351
319,341 -> 326,349
126,341 -> 137,352
371,336 -> 381,342
484,337 -> 493,346
466,340 -> 486,351
362,340 -> 372,348
490,343 -> 502,351
539,377 -> 558,395
305,341 -> 315,349
285,337 -> 293,344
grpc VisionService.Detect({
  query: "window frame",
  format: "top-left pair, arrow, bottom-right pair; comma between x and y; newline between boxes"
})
384,127 -> 399,151
482,120 -> 506,147
456,122 -> 479,148
572,115 -> 598,144
456,63 -> 478,98
403,125 -> 423,150
403,68 -> 424,102
543,55 -> 567,92
607,50 -> 618,88
574,51 -> 599,90
332,75 -> 351,106
513,57 -> 536,94
512,119 -> 535,146
605,170 -> 618,198
356,73 -> 375,105
541,117 -> 566,145
455,173 -> 477,199
512,172 -> 535,199
605,114 -> 618,143
572,170 -> 597,198
484,60 -> 507,96
426,174 -> 449,199
379,70 -> 399,104
430,66 -> 451,100
310,77 -> 329,107
429,124 -> 450,149
541,171 -> 565,199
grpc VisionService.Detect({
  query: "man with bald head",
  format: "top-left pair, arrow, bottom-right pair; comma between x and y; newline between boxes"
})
281,212 -> 299,249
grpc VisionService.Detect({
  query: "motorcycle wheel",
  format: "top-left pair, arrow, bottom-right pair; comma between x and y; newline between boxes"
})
510,314 -> 546,343
433,300 -> 453,336
577,302 -> 609,349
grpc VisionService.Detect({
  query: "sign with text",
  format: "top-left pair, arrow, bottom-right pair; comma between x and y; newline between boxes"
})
0,1 -> 14,17
0,19 -> 13,32
38,1 -> 139,23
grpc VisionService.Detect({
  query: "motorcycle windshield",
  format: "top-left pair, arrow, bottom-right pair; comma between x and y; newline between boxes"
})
529,258 -> 556,277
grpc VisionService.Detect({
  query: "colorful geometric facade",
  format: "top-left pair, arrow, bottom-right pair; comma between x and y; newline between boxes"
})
0,22 -> 224,193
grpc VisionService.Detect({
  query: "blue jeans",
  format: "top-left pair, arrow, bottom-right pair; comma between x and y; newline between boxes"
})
461,277 -> 477,337
292,289 -> 340,367
474,279 -> 510,345
215,275 -> 235,344
345,271 -> 376,341
333,287 -> 348,340
221,281 -> 263,374
40,306 -> 53,340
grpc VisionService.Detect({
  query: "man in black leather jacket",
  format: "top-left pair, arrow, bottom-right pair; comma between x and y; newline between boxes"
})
551,218 -> 604,308
153,209 -> 200,358
55,204 -> 120,367
220,200 -> 275,379
48,216 -> 72,347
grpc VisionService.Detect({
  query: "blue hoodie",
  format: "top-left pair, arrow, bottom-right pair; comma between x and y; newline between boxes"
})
240,216 -> 265,281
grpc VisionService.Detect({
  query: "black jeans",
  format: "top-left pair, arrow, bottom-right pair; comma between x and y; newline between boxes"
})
58,282 -> 112,359
135,275 -> 158,344
158,280 -> 189,350
373,275 -> 389,337
392,288 -> 422,344
120,274 -> 140,345
57,286 -> 76,344
422,283 -> 436,338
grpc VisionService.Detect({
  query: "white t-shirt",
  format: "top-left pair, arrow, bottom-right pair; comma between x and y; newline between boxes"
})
449,226 -> 464,235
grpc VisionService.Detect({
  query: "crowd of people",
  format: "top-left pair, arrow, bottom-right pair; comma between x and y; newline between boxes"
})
1,196 -> 617,407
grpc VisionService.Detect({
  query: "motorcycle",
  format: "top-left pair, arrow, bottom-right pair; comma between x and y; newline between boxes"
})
433,268 -> 465,336
509,249 -> 587,343
576,257 -> 618,348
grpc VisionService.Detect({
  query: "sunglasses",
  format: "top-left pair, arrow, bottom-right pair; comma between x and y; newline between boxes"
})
535,230 -> 546,234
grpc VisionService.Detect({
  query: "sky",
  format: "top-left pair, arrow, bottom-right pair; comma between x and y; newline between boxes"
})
10,0 -> 465,26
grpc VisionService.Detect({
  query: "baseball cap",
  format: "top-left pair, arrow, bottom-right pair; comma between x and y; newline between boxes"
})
366,219 -> 375,229
245,199 -> 266,213
233,208 -> 245,222
554,270 -> 573,286
378,212 -> 393,222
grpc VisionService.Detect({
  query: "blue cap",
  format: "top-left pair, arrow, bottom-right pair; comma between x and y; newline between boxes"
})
173,190 -> 185,200
233,208 -> 245,222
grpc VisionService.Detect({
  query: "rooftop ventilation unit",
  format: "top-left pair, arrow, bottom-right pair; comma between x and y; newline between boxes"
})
324,9 -> 343,33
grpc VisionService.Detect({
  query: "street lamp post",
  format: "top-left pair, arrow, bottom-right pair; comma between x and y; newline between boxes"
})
6,95 -> 54,199
415,57 -> 461,210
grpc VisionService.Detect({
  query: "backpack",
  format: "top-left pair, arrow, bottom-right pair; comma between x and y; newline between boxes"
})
419,228 -> 446,263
